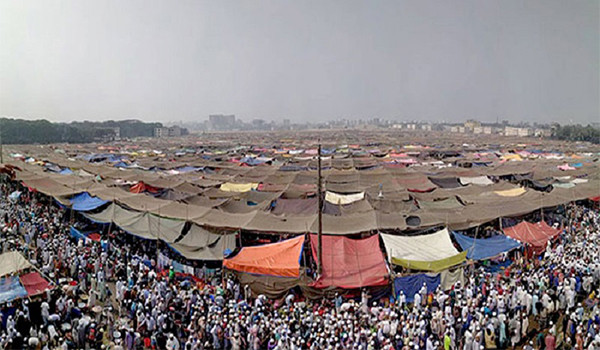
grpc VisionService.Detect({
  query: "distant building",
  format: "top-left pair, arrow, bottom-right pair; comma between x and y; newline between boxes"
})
504,126 -> 532,137
208,114 -> 236,130
154,126 -> 186,137
473,126 -> 492,134
534,128 -> 552,137
252,119 -> 266,129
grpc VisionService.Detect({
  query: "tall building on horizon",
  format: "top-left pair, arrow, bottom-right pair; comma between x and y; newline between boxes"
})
208,114 -> 236,130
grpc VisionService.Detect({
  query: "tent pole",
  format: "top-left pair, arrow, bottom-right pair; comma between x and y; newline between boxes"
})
156,205 -> 160,270
317,141 -> 323,276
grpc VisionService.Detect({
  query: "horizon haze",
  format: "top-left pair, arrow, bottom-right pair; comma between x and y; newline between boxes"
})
0,0 -> 598,124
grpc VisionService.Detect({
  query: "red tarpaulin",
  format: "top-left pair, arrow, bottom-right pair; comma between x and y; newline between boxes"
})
310,234 -> 388,289
223,235 -> 305,277
590,196 -> 600,202
130,181 -> 161,194
503,221 -> 560,253
19,272 -> 51,296
87,233 -> 101,242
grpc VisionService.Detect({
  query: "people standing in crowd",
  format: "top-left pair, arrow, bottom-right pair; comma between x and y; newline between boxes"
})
0,180 -> 599,349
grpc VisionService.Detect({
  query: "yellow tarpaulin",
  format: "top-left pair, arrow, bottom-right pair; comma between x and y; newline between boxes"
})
220,182 -> 259,193
391,251 -> 467,272
501,154 -> 523,161
494,187 -> 526,197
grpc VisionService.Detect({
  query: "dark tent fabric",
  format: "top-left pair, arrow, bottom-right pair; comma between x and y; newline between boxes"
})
428,177 -> 463,189
155,189 -> 194,201
417,196 -> 464,211
394,274 -> 440,302
452,232 -> 521,260
511,173 -> 534,182
272,198 -> 318,216
69,192 -> 108,211
232,271 -> 302,299
19,272 -> 51,296
310,234 -> 388,289
503,221 -> 560,253
521,179 -> 553,192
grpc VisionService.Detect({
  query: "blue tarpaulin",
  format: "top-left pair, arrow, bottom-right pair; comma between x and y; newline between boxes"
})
453,232 -> 521,261
69,192 -> 108,211
240,157 -> 266,166
59,168 -> 74,175
279,165 -> 309,172
394,274 -> 440,302
175,166 -> 203,173
0,277 -> 28,304
70,227 -> 89,243
113,161 -> 129,168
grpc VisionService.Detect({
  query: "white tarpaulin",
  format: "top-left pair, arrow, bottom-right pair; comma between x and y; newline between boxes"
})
459,176 -> 493,186
325,191 -> 365,205
438,267 -> 466,290
0,252 -> 34,277
380,228 -> 461,262
572,178 -> 588,184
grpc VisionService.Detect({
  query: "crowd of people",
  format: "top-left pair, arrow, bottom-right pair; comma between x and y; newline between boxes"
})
0,180 -> 599,350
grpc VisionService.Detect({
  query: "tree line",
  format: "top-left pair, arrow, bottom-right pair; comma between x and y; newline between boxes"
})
0,118 -> 162,144
551,124 -> 600,144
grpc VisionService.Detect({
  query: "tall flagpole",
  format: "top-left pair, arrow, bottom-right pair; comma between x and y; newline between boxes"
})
317,140 -> 323,276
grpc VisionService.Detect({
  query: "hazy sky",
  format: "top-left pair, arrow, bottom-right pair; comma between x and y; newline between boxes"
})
1,0 -> 598,124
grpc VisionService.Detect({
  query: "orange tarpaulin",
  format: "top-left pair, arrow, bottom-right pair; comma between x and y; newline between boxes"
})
223,235 -> 305,277
503,221 -> 560,253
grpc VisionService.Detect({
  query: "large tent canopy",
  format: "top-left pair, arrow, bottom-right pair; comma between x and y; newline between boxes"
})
12,156 -> 600,236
